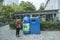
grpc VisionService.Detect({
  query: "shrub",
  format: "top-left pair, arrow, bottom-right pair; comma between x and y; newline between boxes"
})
9,20 -> 16,29
9,20 -> 60,30
9,19 -> 23,29
41,21 -> 60,31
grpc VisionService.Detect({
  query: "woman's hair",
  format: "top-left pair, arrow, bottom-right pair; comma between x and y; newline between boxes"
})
16,19 -> 21,23
16,19 -> 21,26
16,19 -> 21,21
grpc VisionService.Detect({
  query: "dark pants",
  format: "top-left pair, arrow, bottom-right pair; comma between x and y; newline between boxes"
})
16,28 -> 20,35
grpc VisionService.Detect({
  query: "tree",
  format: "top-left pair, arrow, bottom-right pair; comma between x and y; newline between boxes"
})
39,3 -> 44,11
10,4 -> 19,12
9,1 -> 36,12
10,3 -> 26,12
19,1 -> 36,12
1,5 -> 14,18
0,5 -> 4,19
0,1 -> 36,19
0,0 -> 4,5
0,0 -> 4,2
25,1 -> 36,11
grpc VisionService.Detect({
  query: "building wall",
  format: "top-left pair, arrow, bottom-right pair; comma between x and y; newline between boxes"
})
56,10 -> 60,20
57,0 -> 60,20
58,0 -> 60,9
56,13 -> 60,20
45,0 -> 60,21
3,0 -> 19,5
45,0 -> 58,10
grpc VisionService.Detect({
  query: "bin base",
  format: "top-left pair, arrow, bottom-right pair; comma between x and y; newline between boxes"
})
23,31 -> 30,35
31,32 -> 41,34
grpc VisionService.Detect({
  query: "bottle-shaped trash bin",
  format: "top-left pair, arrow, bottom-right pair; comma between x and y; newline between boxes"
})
23,16 -> 30,34
30,17 -> 40,34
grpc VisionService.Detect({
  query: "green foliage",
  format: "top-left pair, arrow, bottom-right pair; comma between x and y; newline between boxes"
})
10,1 -> 36,12
0,5 -> 15,25
41,21 -> 60,31
0,1 -> 36,19
0,1 -> 36,25
39,3 -> 44,11
0,0 -> 4,2
23,1 -> 35,11
9,19 -> 23,29
0,5 -> 4,19
0,0 -> 4,5
1,5 -> 14,18
9,20 -> 16,29
9,21 -> 60,30
20,1 -> 36,12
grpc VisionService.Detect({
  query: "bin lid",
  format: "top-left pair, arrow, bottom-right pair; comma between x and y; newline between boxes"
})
23,16 -> 30,23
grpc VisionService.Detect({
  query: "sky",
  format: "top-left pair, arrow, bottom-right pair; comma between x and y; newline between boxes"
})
19,0 -> 47,10
4,0 -> 47,10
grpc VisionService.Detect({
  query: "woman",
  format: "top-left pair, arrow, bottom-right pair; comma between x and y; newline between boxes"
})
16,19 -> 21,37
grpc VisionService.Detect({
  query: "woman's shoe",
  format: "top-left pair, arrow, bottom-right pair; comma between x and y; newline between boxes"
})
16,35 -> 20,37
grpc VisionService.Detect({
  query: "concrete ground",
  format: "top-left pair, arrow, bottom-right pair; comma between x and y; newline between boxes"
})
0,25 -> 60,40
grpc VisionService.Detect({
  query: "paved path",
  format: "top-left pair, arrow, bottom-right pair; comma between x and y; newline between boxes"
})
0,25 -> 60,40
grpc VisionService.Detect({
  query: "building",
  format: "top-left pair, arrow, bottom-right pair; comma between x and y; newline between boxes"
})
3,0 -> 60,21
45,0 -> 60,10
12,0 -> 59,21
12,10 -> 58,21
44,0 -> 60,20
3,0 -> 19,5
45,0 -> 58,10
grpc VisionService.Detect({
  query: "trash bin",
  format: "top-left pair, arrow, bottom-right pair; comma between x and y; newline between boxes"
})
30,17 -> 40,34
23,16 -> 30,34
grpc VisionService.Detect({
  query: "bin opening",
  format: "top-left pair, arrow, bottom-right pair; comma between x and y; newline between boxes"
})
32,20 -> 36,23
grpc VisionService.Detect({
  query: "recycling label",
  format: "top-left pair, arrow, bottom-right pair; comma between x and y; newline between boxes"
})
23,23 -> 30,31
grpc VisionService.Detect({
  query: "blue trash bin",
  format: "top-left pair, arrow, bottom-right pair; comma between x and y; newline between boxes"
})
23,16 -> 30,34
30,17 -> 40,34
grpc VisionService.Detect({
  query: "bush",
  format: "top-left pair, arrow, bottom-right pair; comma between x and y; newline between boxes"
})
9,20 -> 16,29
9,19 -> 23,29
9,20 -> 60,30
41,21 -> 60,31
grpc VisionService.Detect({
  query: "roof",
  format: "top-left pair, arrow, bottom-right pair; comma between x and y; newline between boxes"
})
14,9 -> 58,14
10,9 -> 59,16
